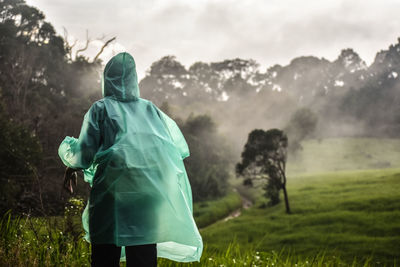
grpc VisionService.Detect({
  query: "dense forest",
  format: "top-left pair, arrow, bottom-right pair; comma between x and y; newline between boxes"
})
140,42 -> 400,145
1,0 -> 399,216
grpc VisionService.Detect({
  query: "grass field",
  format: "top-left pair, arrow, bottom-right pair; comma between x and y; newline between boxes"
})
2,168 -> 398,266
1,138 -> 400,266
201,168 -> 400,265
193,191 -> 242,228
0,192 -> 243,266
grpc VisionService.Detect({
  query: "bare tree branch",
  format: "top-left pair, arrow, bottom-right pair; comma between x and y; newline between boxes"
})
75,30 -> 90,58
92,36 -> 116,63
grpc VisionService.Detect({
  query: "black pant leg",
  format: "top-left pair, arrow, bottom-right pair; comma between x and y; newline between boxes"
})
126,244 -> 157,267
91,243 -> 121,267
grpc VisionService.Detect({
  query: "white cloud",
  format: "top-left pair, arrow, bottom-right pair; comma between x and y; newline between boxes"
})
26,0 -> 400,79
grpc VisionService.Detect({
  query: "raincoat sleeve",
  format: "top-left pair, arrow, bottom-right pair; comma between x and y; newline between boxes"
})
58,103 -> 102,171
156,107 -> 190,159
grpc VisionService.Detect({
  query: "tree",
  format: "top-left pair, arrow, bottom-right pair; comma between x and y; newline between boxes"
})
236,129 -> 290,213
0,103 -> 43,214
139,55 -> 190,105
182,114 -> 233,201
0,0 -> 104,215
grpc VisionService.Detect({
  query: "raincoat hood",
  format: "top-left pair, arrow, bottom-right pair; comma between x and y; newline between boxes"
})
102,52 -> 140,101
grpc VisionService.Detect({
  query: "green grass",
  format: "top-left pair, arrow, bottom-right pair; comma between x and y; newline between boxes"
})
201,168 -> 400,265
2,169 -> 399,266
0,192 -> 242,266
0,212 -> 91,266
193,191 -> 242,228
287,138 -> 400,174
0,213 -> 380,266
158,243 -> 376,266
2,137 -> 400,266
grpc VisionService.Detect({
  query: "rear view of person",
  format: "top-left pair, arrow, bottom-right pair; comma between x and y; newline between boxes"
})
59,52 -> 203,266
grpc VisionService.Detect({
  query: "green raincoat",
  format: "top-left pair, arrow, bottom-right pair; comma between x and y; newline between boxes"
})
58,52 -> 203,262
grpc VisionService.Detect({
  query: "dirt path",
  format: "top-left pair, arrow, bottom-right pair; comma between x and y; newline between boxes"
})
222,188 -> 253,222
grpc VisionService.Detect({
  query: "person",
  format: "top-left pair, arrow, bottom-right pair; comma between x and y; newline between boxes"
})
58,52 -> 203,267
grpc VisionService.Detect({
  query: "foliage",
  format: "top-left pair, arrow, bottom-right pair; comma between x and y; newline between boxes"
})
140,56 -> 190,105
63,197 -> 85,242
159,103 -> 234,201
1,0 -> 238,213
140,56 -> 260,106
3,0 -> 400,219
0,0 -> 100,215
236,129 -> 290,211
139,38 -> 400,146
0,103 -> 42,214
181,114 -> 233,201
0,211 -> 91,266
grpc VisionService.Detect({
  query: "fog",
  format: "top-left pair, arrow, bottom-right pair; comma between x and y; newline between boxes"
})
22,0 -> 400,174
136,38 -> 400,174
26,0 -> 400,80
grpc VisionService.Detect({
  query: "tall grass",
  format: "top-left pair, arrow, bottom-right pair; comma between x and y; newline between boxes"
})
0,211 -> 394,266
0,211 -> 90,266
158,243 -> 379,267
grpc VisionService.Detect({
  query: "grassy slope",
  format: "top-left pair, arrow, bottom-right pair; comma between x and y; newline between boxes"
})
287,138 -> 400,175
201,168 -> 400,264
2,138 -> 400,266
2,171 -> 398,265
193,191 -> 242,228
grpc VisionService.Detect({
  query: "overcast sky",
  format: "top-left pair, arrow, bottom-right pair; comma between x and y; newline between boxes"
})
26,0 -> 400,79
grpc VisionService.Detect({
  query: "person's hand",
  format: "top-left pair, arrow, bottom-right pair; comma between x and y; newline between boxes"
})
63,167 -> 78,194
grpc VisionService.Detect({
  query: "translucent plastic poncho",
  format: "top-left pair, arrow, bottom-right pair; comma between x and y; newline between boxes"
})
58,52 -> 203,262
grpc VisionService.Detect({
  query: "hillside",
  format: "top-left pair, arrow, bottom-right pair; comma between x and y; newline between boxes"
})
287,137 -> 400,175
200,168 -> 400,264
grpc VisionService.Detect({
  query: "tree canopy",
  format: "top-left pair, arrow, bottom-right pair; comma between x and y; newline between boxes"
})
181,114 -> 233,201
237,129 -> 290,213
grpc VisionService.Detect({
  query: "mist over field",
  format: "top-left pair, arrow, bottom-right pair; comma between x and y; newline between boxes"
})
139,42 -> 400,160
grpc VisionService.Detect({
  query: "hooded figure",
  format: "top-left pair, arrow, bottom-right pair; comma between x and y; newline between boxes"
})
58,52 -> 203,263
